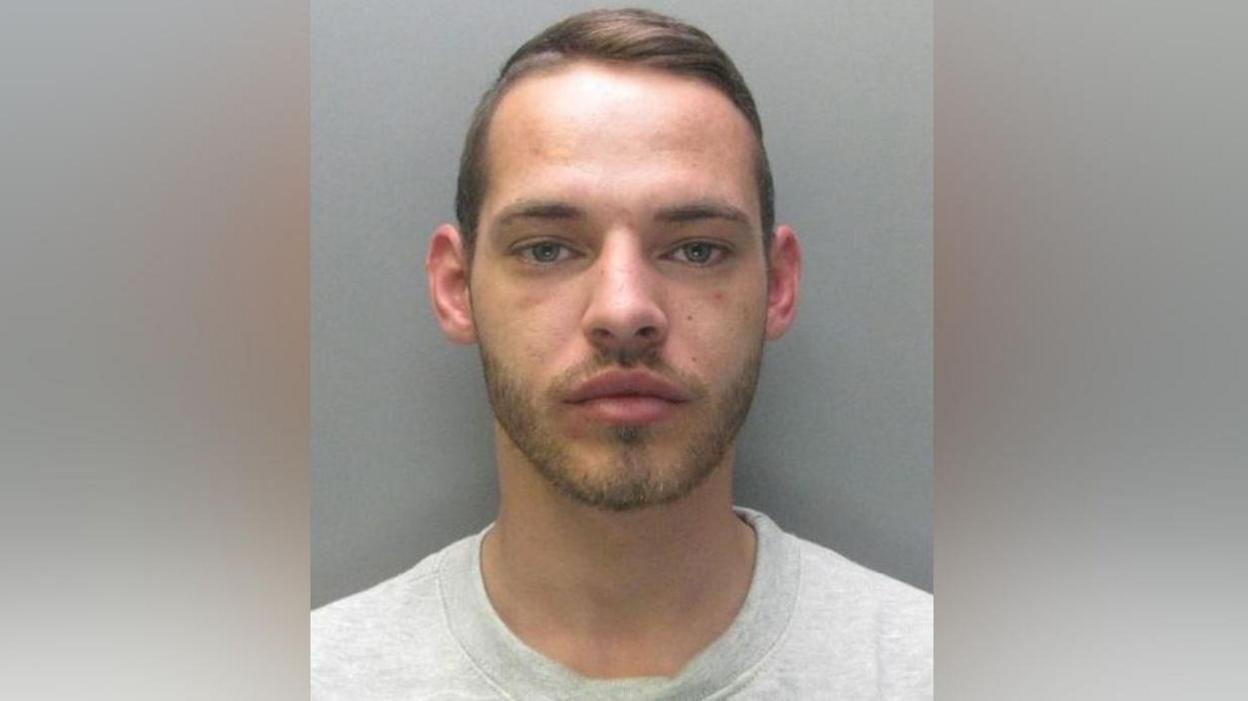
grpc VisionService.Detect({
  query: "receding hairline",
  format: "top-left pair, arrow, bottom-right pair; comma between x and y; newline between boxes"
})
454,8 -> 776,254
490,56 -> 760,123
474,57 -> 769,234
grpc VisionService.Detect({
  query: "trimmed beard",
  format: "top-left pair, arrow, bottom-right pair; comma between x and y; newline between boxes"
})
478,341 -> 764,511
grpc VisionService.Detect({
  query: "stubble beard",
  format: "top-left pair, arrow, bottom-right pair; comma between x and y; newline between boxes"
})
478,341 -> 764,512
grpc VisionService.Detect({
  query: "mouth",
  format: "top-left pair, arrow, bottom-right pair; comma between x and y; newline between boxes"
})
563,370 -> 693,425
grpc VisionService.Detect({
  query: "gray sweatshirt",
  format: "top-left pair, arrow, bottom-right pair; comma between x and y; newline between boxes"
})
312,508 -> 932,700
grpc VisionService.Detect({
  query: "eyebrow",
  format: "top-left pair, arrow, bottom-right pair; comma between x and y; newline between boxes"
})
493,200 -> 587,228
492,198 -> 750,229
654,200 -> 750,225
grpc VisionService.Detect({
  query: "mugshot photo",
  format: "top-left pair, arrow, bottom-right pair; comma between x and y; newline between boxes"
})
312,2 -> 931,697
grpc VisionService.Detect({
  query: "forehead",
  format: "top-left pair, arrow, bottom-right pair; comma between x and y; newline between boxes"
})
481,61 -> 759,225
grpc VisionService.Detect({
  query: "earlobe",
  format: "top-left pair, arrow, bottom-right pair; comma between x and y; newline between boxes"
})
765,225 -> 801,340
426,224 -> 477,344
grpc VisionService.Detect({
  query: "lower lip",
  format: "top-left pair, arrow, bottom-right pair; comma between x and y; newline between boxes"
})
569,396 -> 684,425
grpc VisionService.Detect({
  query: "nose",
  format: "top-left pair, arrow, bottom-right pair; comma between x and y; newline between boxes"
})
582,236 -> 668,359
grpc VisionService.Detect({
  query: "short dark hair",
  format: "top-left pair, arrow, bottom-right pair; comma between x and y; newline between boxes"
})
454,8 -> 774,256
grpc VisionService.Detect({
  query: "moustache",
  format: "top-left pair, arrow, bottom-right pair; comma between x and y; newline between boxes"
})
546,350 -> 707,402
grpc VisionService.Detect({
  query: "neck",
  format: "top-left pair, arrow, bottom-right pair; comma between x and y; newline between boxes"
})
481,423 -> 757,678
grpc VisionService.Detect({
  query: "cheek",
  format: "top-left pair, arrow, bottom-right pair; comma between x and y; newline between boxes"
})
701,286 -> 765,325
676,288 -> 762,369
478,286 -> 579,362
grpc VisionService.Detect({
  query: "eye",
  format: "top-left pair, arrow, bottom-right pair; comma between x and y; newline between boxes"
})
667,240 -> 729,266
516,240 -> 577,265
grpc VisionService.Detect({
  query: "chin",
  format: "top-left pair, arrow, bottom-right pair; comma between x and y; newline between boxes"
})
535,438 -> 724,512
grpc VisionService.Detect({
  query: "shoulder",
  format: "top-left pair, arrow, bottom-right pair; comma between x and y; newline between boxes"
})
784,533 -> 933,695
313,543 -> 448,643
311,546 -> 448,679
793,534 -> 932,626
311,536 -> 493,699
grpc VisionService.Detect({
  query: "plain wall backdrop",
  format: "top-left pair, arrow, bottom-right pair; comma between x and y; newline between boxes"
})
313,0 -> 931,607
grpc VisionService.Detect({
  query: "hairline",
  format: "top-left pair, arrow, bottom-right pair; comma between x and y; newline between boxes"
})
460,55 -> 775,261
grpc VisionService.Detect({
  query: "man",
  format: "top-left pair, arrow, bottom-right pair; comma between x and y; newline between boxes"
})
314,8 -> 931,699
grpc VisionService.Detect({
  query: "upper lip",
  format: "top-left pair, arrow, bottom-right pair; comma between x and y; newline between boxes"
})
564,370 -> 693,403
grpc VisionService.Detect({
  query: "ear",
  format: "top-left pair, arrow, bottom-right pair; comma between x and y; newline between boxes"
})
426,224 -> 477,344
764,225 -> 801,340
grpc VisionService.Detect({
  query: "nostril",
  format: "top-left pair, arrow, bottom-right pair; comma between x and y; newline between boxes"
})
637,326 -> 659,339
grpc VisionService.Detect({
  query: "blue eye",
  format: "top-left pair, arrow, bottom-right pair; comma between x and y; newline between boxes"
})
669,241 -> 728,266
518,241 -> 575,264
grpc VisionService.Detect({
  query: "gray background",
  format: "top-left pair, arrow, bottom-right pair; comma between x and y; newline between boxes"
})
313,0 -> 931,607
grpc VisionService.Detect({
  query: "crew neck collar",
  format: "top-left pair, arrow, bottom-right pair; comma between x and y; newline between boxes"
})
439,507 -> 801,699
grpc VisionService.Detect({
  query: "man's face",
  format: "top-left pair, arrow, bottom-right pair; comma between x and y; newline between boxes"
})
467,61 -> 774,510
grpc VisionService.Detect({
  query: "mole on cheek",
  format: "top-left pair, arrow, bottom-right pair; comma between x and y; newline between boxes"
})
712,291 -> 726,303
